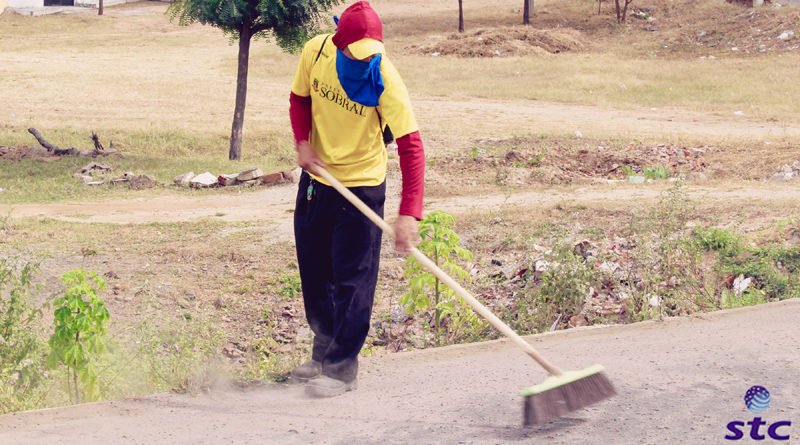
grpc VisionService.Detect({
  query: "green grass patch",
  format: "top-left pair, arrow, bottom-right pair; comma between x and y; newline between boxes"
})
0,128 -> 295,204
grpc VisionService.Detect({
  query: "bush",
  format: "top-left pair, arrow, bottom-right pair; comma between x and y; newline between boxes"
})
507,244 -> 596,334
46,270 -> 110,403
0,255 -> 48,414
401,210 -> 484,346
723,244 -> 800,301
690,227 -> 743,257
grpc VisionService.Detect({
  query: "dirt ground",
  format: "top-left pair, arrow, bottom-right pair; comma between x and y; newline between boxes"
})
0,98 -> 800,224
2,99 -> 800,227
2,0 -> 800,441
1,299 -> 798,444
1,92 -> 799,445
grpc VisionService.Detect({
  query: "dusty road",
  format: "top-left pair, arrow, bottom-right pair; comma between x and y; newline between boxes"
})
1,299 -> 798,444
3,183 -> 800,248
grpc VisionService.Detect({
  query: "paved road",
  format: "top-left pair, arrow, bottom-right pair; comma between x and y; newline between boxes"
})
2,299 -> 798,444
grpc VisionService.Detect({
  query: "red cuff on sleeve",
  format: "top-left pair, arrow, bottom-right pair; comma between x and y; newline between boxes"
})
396,131 -> 425,220
289,92 -> 312,143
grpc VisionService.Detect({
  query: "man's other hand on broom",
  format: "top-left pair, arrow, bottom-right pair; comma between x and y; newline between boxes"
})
394,214 -> 420,255
296,140 -> 327,176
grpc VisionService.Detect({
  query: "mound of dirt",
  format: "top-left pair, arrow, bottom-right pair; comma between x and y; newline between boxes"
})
428,138 -> 711,187
409,27 -> 585,57
633,0 -> 800,54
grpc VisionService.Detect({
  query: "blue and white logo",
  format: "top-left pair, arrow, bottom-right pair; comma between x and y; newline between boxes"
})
726,385 -> 791,441
744,386 -> 771,414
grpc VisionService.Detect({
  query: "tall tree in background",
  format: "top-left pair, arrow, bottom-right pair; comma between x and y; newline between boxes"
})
522,0 -> 533,24
168,0 -> 341,160
458,0 -> 463,32
614,0 -> 633,23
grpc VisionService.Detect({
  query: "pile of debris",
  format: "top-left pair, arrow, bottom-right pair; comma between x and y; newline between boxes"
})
76,162 -> 156,189
691,9 -> 800,54
478,236 -> 727,329
770,160 -> 800,182
73,163 -> 303,190
432,140 -> 711,186
173,167 -> 302,188
408,27 -> 585,57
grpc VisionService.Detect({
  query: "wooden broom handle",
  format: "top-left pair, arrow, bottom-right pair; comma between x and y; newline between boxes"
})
316,168 -> 564,376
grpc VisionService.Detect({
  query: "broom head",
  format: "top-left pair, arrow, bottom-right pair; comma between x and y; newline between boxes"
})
521,364 -> 615,426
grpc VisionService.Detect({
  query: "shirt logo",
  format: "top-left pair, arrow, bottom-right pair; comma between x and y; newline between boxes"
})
315,81 -> 367,117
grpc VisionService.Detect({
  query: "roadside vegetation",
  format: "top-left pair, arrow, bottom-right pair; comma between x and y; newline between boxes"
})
3,179 -> 798,413
1,0 -> 799,413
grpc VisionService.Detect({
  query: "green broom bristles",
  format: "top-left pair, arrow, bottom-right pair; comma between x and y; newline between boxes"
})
521,364 -> 615,426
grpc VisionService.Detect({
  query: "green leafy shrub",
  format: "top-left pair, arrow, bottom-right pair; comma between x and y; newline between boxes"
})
401,211 -> 483,346
620,165 -> 670,180
690,227 -> 742,257
46,270 -> 110,403
643,165 -> 670,180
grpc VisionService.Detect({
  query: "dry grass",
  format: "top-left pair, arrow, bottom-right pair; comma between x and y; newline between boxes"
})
397,51 -> 800,120
0,3 -> 298,156
1,0 -> 799,160
1,0 -> 797,213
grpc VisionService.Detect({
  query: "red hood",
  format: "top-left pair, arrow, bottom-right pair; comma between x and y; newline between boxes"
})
331,1 -> 383,50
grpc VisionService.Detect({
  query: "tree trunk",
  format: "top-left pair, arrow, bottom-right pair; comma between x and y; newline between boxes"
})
74,332 -> 80,404
229,23 -> 252,161
621,0 -> 631,22
27,128 -> 120,157
458,0 -> 463,32
98,0 -> 103,15
523,0 -> 533,25
434,249 -> 440,346
28,128 -> 79,156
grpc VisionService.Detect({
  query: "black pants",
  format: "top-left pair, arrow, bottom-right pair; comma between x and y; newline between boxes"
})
294,171 -> 385,382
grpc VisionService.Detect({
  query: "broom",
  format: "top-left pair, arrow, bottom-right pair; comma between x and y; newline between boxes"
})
316,168 -> 615,426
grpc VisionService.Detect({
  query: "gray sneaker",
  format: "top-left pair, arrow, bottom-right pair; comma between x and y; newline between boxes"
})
289,360 -> 321,383
306,375 -> 358,398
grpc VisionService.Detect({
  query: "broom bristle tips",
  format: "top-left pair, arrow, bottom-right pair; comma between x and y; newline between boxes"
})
523,367 -> 615,426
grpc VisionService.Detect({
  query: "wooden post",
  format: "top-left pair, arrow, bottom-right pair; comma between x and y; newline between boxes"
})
523,0 -> 534,25
458,0 -> 464,32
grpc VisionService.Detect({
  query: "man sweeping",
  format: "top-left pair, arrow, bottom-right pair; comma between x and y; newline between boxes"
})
287,1 -> 425,398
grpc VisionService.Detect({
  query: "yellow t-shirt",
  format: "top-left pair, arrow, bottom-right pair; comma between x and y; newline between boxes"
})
291,34 -> 418,187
